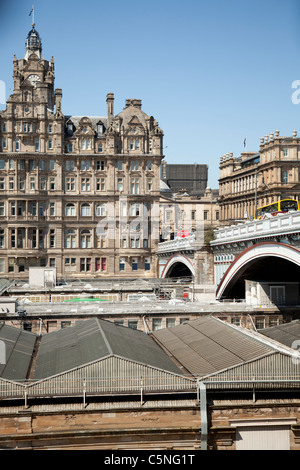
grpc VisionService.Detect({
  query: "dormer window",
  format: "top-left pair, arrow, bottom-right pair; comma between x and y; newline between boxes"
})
97,123 -> 104,134
67,123 -> 73,135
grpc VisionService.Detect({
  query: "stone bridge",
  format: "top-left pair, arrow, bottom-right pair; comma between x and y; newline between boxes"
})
210,211 -> 300,304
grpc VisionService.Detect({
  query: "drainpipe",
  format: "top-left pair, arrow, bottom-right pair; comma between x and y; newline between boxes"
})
247,314 -> 257,332
197,380 -> 208,450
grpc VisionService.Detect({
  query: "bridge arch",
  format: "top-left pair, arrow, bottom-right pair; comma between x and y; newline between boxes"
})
161,254 -> 195,279
216,242 -> 300,300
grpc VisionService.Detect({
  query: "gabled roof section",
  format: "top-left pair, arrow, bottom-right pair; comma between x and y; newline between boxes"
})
261,320 -> 300,348
0,323 -> 36,381
152,316 -> 282,377
65,116 -> 108,135
34,318 -> 182,380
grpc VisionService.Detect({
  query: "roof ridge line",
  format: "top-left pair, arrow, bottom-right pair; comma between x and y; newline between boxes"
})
213,316 -> 300,357
95,318 -> 113,355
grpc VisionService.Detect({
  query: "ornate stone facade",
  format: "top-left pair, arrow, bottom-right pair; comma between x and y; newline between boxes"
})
0,23 -> 164,279
218,130 -> 300,223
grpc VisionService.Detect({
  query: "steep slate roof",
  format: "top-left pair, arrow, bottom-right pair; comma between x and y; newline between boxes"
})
33,318 -> 182,380
261,320 -> 300,348
152,316 -> 282,377
0,323 -> 36,381
65,115 -> 108,132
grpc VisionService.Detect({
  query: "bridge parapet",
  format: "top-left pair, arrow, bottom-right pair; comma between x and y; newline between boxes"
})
157,235 -> 203,254
211,211 -> 300,246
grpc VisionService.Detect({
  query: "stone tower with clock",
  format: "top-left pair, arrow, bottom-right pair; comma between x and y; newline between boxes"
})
3,20 -> 64,154
0,17 -> 165,281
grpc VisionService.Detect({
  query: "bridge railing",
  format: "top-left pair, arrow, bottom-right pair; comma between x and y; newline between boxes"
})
157,235 -> 203,253
212,211 -> 300,245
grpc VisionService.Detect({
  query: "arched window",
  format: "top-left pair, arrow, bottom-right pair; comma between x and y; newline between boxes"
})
95,203 -> 106,217
65,229 -> 76,248
66,203 -> 76,216
81,203 -> 91,217
80,229 -> 91,248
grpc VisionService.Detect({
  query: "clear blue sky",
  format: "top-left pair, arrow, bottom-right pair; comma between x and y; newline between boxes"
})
1,0 -> 300,188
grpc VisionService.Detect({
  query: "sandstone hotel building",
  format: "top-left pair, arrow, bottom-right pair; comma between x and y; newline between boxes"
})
0,23 -> 165,279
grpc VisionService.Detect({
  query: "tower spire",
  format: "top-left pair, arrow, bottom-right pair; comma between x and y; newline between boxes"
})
29,5 -> 35,27
25,6 -> 42,60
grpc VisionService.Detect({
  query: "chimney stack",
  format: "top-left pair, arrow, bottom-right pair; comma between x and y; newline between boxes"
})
106,92 -> 114,125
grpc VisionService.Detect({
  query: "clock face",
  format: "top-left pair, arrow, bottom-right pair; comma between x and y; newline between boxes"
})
28,74 -> 41,86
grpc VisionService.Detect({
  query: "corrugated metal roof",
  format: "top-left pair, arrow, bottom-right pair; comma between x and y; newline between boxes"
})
261,320 -> 300,348
152,316 -> 276,377
34,318 -> 182,379
0,323 -> 36,381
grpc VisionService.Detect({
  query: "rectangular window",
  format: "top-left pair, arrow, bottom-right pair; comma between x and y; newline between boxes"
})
39,202 -> 44,217
96,160 -> 105,171
29,160 -> 35,171
0,160 -> 5,170
9,177 -> 14,190
40,177 -> 46,190
128,320 -> 138,330
147,178 -> 152,191
30,177 -> 35,190
131,178 -> 139,195
48,139 -> 53,150
0,202 -> 4,216
50,229 -> 55,248
17,202 -> 23,217
97,143 -> 103,153
0,230 -> 4,248
19,177 -> 25,190
282,171 -> 288,184
35,138 -> 39,152
2,138 -> 6,149
152,318 -> 162,331
8,258 -> 14,273
0,178 -> 4,190
80,258 -> 91,272
145,257 -> 151,271
117,161 -> 123,171
130,160 -> 139,171
11,201 -> 15,216
67,143 -> 73,153
19,160 -> 25,170
31,202 -> 37,216
147,161 -> 152,171
132,257 -> 138,271
0,258 -> 5,273
40,159 -> 45,171
130,203 -> 140,216
81,177 -> 91,191
66,160 -> 75,171
50,202 -> 55,216
81,160 -> 90,171
50,177 -> 55,190
118,178 -> 123,191
49,160 -> 55,170
96,177 -> 105,191
66,177 -> 75,191
119,257 -> 125,271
